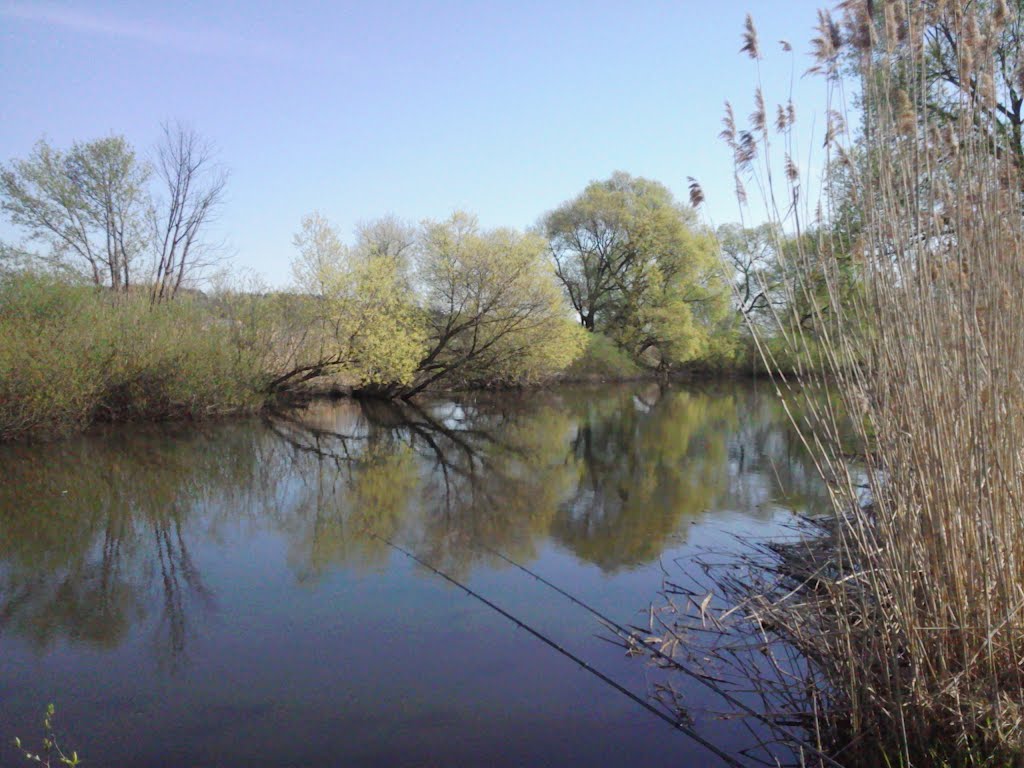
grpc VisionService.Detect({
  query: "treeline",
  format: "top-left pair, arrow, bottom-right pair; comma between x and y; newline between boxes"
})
0,128 -> 831,440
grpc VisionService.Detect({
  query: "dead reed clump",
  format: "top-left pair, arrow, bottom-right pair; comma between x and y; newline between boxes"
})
653,2 -> 1024,764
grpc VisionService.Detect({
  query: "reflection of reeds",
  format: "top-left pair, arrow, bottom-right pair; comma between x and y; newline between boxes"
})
658,3 -> 1024,764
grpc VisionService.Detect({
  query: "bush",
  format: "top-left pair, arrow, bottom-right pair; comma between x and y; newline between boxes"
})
562,332 -> 641,380
0,273 -> 267,441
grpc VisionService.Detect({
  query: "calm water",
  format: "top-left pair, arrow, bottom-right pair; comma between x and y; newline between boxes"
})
0,382 -> 829,767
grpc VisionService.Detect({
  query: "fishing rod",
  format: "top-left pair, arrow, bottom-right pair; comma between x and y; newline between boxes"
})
368,530 -> 747,768
475,542 -> 844,768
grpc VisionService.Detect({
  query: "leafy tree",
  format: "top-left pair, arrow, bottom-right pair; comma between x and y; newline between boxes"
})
543,172 -> 729,367
290,211 -> 348,297
406,212 -> 584,395
281,211 -> 585,397
0,137 -> 150,289
717,222 -> 784,325
275,213 -> 425,392
2,128 -> 227,297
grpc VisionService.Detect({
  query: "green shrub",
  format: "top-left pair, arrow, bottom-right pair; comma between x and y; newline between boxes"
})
0,273 -> 268,441
0,275 -> 107,438
563,332 -> 641,380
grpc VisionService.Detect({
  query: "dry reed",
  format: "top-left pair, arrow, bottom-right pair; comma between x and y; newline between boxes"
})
656,2 -> 1024,764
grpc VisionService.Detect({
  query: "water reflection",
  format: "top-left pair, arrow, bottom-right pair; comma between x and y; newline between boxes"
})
0,427 -> 239,662
0,383 -> 825,661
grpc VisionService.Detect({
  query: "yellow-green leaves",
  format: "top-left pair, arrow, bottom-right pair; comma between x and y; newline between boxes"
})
415,212 -> 585,391
288,210 -> 584,396
0,274 -> 268,440
544,172 -> 731,367
343,255 -> 425,387
288,213 -> 426,389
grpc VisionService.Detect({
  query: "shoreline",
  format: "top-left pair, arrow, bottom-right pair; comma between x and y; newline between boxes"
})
2,369 -> 785,444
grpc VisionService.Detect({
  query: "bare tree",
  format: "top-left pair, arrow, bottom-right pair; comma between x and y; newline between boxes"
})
150,122 -> 228,303
355,214 -> 416,258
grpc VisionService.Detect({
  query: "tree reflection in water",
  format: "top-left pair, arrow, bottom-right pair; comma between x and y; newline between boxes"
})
0,426 -> 237,664
0,383 -> 828,659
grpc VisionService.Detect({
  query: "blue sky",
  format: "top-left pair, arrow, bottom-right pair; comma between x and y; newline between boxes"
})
1,1 -> 830,285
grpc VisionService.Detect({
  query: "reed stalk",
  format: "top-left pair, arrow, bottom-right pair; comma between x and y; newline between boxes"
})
676,2 -> 1024,763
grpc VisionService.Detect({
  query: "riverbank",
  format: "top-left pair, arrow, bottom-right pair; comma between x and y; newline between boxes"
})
0,276 -> 269,442
0,273 -> 780,442
643,502 -> 1024,767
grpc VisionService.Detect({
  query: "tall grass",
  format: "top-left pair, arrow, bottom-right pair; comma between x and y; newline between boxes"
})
0,274 -> 267,440
678,2 -> 1024,764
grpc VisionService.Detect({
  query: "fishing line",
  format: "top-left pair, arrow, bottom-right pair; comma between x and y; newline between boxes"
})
474,542 -> 843,768
368,530 -> 746,768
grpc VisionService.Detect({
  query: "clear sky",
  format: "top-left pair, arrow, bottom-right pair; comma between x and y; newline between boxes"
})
1,1 -> 830,286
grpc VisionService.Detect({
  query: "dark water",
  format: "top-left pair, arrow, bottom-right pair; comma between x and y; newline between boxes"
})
0,383 -> 828,767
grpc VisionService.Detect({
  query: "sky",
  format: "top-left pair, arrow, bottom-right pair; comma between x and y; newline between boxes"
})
1,1 -> 832,286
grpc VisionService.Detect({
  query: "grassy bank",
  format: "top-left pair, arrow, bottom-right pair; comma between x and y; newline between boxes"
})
559,332 -> 642,382
0,274 -> 268,441
0,269 -> 791,441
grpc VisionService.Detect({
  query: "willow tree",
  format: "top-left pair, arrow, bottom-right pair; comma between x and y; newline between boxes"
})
272,212 -> 425,392
403,211 -> 584,396
543,172 -> 730,367
279,212 -> 582,397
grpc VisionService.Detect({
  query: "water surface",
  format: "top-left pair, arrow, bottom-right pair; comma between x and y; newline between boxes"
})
0,382 -> 828,766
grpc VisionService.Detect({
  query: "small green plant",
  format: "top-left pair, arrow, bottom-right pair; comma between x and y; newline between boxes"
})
13,704 -> 80,767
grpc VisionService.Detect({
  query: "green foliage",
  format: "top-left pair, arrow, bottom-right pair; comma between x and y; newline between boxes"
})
0,274 -> 111,438
717,222 -> 784,325
0,137 -> 150,289
543,172 -> 732,368
0,209 -> 588,440
13,704 -> 80,767
100,295 -> 267,419
282,211 -> 585,397
346,255 -> 427,386
2,128 -> 226,298
0,272 -> 268,441
289,213 -> 426,388
412,212 -> 586,392
564,332 -> 641,380
712,220 -> 864,376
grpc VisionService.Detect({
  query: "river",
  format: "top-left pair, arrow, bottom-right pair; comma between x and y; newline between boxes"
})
0,382 -> 829,766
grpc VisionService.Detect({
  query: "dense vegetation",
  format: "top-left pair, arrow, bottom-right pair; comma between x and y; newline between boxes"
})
0,128 -> 812,440
0,275 -> 266,440
799,2 -> 1024,759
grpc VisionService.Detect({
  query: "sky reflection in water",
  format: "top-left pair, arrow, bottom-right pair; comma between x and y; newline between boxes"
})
0,382 -> 830,767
